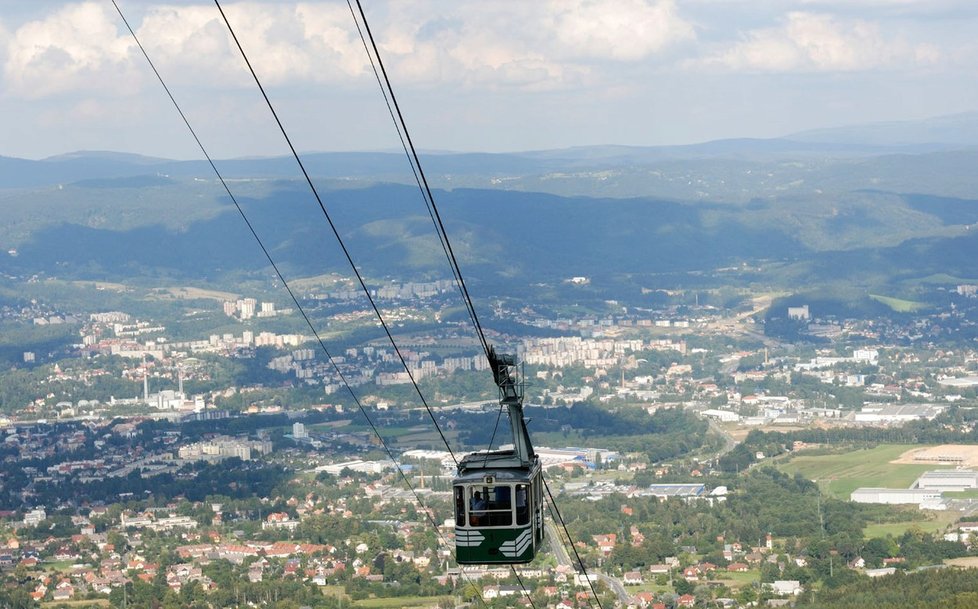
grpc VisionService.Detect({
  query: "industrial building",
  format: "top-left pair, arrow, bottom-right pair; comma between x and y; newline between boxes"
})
850,488 -> 944,509
648,483 -> 706,499
854,404 -> 946,423
913,469 -> 978,492
701,409 -> 740,423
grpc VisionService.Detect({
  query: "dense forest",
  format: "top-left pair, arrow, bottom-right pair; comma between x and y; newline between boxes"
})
803,568 -> 978,609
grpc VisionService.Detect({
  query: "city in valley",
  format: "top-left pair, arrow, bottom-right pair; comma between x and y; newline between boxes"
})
2,269 -> 978,609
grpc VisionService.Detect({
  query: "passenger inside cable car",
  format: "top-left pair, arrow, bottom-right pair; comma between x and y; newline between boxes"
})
457,483 -> 531,528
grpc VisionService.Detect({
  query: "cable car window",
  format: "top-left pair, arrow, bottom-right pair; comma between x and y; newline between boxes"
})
454,486 -> 465,525
468,486 -> 512,527
493,485 -> 512,510
515,484 -> 529,525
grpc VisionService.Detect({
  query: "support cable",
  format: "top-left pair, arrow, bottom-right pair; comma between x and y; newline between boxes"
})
213,0 -> 458,466
344,0 -> 488,362
209,8 -> 575,609
111,3 -> 485,606
483,403 -> 506,459
347,0 -> 508,468
348,9 -> 599,607
345,9 -> 547,605
511,565 -> 539,609
349,0 -> 491,361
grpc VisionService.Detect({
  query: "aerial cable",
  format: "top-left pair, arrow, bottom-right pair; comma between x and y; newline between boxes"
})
349,4 -> 604,603
347,0 -> 505,472
348,6 -> 603,606
344,0 -> 488,362
348,0 -> 492,362
111,3 -> 487,606
482,403 -> 506,467
350,7 -> 598,601
511,566 -> 539,609
211,6 -> 561,606
347,12 -> 550,606
212,0 -> 459,466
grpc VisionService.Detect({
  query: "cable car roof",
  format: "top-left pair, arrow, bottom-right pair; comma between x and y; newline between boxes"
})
454,465 -> 538,484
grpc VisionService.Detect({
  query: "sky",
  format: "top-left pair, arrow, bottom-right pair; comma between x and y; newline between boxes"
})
1,0 -> 978,160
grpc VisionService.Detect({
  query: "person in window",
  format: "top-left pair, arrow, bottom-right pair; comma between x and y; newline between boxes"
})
470,491 -> 487,526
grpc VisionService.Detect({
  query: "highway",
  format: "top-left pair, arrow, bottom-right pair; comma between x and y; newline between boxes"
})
596,573 -> 629,603
708,418 -> 738,458
545,519 -> 631,604
545,520 -> 572,568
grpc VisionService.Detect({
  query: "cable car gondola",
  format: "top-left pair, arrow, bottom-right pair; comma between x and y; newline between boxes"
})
452,347 -> 544,564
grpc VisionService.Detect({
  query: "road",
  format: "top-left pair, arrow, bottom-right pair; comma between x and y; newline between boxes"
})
546,520 -> 631,604
706,293 -> 785,350
595,573 -> 630,604
545,520 -> 572,568
708,418 -> 738,458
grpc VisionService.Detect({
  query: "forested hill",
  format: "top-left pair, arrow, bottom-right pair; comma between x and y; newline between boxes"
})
2,133 -> 978,308
0,179 -> 975,297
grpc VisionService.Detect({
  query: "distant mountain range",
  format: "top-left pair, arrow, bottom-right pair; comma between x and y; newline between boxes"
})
3,112 -> 978,190
787,111 -> 978,148
1,112 -> 977,305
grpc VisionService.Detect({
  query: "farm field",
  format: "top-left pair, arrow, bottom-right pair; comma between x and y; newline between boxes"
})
353,595 -> 453,608
863,511 -> 958,539
711,569 -> 761,589
41,602 -> 110,609
776,444 -> 950,499
869,293 -> 928,312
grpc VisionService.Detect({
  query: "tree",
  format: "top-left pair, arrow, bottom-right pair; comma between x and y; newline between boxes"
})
674,578 -> 694,595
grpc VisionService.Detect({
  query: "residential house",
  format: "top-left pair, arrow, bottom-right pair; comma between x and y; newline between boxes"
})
623,571 -> 643,585
770,580 -> 802,596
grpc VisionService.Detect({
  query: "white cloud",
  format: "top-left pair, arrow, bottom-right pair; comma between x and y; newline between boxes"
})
366,0 -> 693,92
3,2 -> 137,98
0,18 -> 9,70
798,0 -> 968,11
373,3 -> 581,91
135,3 -> 368,88
1,2 -> 369,99
547,0 -> 695,61
700,11 -> 931,72
1,1 -> 699,100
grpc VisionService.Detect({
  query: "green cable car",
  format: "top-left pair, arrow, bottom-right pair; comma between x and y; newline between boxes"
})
453,347 -> 544,564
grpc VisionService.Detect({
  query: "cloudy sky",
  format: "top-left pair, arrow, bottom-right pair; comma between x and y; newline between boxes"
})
1,0 -> 977,159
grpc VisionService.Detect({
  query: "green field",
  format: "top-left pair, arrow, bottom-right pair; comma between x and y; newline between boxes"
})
777,444 -> 949,499
943,489 -> 978,500
863,513 -> 955,539
712,569 -> 762,589
869,294 -> 928,312
634,581 -> 676,594
353,596 -> 452,608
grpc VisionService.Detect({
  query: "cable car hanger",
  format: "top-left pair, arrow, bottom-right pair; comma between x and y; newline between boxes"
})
453,347 -> 545,564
